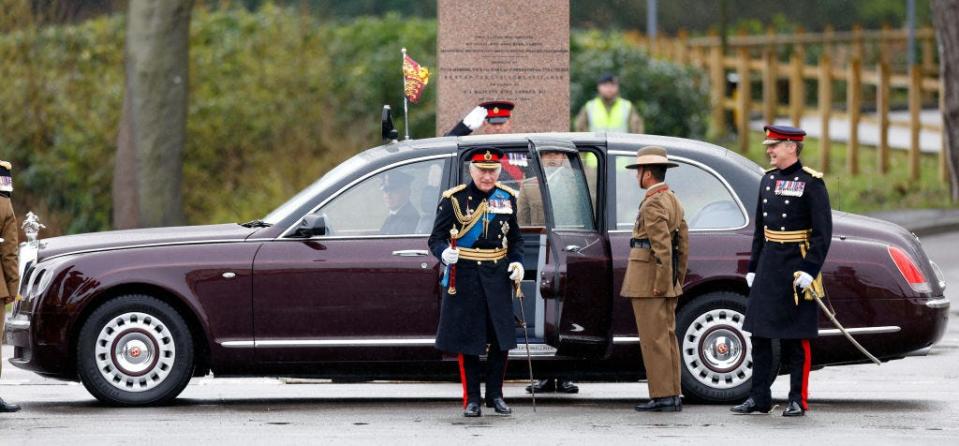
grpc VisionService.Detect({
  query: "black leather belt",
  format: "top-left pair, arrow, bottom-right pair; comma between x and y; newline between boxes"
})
630,238 -> 651,249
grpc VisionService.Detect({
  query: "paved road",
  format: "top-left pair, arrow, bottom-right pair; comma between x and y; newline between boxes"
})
1,233 -> 956,445
752,111 -> 942,153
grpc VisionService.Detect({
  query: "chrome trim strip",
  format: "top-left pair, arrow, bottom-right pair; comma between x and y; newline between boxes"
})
925,297 -> 950,309
607,150 -> 751,232
278,154 -> 455,239
817,326 -> 901,337
613,336 -> 640,344
220,338 -> 438,348
4,316 -> 30,330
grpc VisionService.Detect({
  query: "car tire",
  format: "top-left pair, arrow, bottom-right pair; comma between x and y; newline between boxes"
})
77,294 -> 195,406
676,291 -> 779,403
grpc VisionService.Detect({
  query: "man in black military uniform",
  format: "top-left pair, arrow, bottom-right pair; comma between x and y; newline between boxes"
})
445,101 -> 514,137
732,125 -> 832,417
428,147 -> 524,417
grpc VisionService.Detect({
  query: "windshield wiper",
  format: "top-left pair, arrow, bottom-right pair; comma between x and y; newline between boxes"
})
240,219 -> 272,228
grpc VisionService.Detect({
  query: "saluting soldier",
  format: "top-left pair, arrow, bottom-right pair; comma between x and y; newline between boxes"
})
732,125 -> 832,417
444,101 -> 514,137
621,146 -> 689,412
0,160 -> 20,413
428,147 -> 524,417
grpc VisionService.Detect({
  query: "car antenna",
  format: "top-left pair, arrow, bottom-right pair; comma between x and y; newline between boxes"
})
381,105 -> 399,144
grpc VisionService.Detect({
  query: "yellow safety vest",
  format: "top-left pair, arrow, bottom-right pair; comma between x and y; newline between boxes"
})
586,97 -> 632,133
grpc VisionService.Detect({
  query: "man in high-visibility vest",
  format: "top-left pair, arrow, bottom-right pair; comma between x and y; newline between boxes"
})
574,73 -> 644,134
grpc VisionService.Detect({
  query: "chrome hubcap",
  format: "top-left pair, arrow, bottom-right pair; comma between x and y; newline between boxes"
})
682,308 -> 751,390
95,312 -> 175,392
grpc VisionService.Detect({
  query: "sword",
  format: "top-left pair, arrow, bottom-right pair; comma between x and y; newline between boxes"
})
807,285 -> 882,365
514,279 -> 536,412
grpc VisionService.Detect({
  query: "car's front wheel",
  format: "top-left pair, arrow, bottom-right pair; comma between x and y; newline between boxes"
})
676,291 -> 778,403
77,294 -> 195,406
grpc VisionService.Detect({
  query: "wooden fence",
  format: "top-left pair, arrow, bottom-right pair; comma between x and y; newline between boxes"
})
632,27 -> 946,182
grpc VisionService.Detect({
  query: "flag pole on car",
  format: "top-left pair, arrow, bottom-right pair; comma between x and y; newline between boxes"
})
401,48 -> 431,140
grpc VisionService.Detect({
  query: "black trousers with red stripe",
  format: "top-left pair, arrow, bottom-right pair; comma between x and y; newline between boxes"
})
458,347 -> 509,406
750,337 -> 811,410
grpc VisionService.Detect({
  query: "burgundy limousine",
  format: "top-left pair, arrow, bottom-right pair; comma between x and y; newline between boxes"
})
4,133 -> 950,406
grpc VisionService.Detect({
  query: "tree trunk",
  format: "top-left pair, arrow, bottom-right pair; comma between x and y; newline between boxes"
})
932,0 -> 959,201
113,0 -> 192,228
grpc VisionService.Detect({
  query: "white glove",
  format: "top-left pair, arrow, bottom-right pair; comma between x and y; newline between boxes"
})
508,262 -> 524,282
746,272 -> 755,288
463,105 -> 487,130
441,247 -> 459,265
794,271 -> 813,290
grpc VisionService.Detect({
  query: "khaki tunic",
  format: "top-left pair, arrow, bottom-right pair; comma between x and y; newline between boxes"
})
620,182 -> 689,398
0,196 -> 18,301
621,183 -> 689,298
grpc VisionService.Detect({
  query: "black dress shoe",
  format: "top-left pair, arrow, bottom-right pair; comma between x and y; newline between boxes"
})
782,401 -> 805,417
526,378 -> 556,394
485,397 -> 512,415
634,396 -> 681,412
556,380 -> 579,394
463,401 -> 482,417
730,397 -> 771,414
0,398 -> 21,413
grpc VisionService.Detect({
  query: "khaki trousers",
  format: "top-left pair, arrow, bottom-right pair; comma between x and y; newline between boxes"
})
631,297 -> 682,398
1,302 -> 5,376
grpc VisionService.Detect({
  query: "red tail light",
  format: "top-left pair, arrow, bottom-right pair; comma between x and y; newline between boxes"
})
887,246 -> 931,293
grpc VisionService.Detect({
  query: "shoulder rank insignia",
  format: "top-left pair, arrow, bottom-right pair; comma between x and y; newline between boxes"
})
494,182 -> 518,196
802,166 -> 823,179
764,166 -> 777,173
0,161 -> 11,170
441,184 -> 466,198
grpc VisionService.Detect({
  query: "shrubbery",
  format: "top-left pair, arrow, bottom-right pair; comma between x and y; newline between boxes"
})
0,4 -> 706,235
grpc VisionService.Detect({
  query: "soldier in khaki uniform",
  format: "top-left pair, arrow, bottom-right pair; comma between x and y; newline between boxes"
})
0,160 -> 21,413
621,146 -> 689,412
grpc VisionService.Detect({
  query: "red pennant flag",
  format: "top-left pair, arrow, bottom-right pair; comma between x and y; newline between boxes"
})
403,53 -> 430,104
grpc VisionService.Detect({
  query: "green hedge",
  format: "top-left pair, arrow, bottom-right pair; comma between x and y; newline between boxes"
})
0,5 -> 706,235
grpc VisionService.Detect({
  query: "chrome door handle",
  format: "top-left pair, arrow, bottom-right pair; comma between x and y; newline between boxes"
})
392,249 -> 429,257
562,245 -> 582,253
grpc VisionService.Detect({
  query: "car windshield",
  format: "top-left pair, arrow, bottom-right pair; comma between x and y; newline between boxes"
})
261,154 -> 368,225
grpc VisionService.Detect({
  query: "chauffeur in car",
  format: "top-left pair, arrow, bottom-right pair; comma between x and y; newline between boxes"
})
428,147 -> 524,417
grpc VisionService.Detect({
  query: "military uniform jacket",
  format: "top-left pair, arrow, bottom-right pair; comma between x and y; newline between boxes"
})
743,161 -> 832,339
0,160 -> 18,302
621,183 -> 689,298
428,181 -> 523,355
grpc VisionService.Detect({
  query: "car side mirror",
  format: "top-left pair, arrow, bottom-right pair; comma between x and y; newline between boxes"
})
293,214 -> 327,238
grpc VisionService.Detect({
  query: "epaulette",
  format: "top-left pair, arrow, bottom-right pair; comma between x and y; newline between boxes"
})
802,166 -> 823,179
495,182 -> 518,196
0,161 -> 11,170
441,184 -> 466,198
764,167 -> 776,173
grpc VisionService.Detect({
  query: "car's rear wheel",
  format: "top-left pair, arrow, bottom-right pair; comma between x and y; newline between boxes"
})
77,294 -> 194,406
676,291 -> 778,403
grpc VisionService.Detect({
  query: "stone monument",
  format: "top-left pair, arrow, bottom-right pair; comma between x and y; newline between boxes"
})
437,0 -> 570,134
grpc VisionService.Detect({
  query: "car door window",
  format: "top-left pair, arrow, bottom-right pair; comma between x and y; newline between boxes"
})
614,155 -> 746,230
317,159 -> 445,236
460,150 -> 598,228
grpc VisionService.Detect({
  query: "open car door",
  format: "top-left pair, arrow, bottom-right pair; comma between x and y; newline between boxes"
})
527,137 -> 613,358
